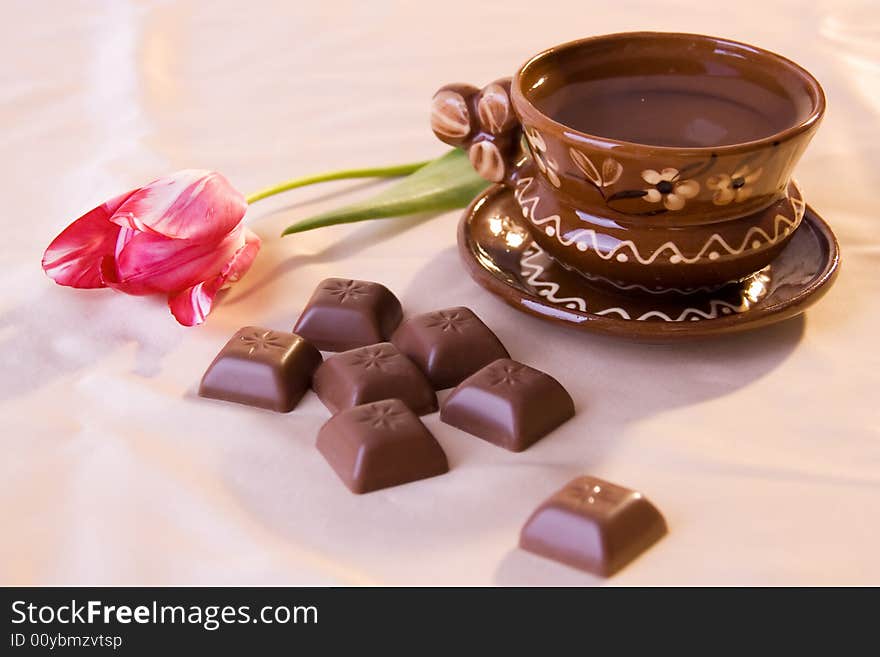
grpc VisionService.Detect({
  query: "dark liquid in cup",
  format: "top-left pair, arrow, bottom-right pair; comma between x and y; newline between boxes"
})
534,76 -> 799,148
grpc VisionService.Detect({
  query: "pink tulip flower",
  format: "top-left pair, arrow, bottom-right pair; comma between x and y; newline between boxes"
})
42,170 -> 261,326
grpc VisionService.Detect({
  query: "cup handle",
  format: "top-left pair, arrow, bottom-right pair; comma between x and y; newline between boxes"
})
431,78 -> 527,186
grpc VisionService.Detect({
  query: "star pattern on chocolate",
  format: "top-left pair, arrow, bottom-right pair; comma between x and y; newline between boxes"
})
239,329 -> 288,355
423,309 -> 472,333
324,279 -> 369,303
349,346 -> 398,371
564,479 -> 624,510
568,483 -> 603,507
357,402 -> 408,430
485,361 -> 526,387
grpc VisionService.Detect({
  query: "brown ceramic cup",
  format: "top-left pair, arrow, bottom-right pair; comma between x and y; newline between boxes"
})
432,32 -> 825,290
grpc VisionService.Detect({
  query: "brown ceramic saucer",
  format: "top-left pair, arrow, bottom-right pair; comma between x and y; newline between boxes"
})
458,184 -> 839,341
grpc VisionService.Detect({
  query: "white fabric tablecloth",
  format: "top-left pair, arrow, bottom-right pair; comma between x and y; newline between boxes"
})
2,0 -> 878,585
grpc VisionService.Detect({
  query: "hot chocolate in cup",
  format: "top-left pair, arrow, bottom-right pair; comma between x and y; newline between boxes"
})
431,32 -> 825,290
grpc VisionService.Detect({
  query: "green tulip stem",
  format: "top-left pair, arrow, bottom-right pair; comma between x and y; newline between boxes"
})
244,161 -> 432,205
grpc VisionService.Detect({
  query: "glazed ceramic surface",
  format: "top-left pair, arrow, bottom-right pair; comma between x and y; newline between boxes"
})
458,184 -> 839,340
432,32 -> 825,289
518,172 -> 806,289
8,0 -> 880,589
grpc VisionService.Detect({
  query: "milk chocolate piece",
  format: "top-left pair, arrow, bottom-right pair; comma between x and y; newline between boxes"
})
313,343 -> 437,415
199,327 -> 322,412
520,476 -> 667,576
317,399 -> 449,494
293,278 -> 403,352
391,307 -> 509,389
441,359 -> 573,451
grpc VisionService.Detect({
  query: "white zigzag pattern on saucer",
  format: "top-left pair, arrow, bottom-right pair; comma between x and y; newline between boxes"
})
520,246 -> 762,321
515,177 -> 805,265
520,247 -> 588,312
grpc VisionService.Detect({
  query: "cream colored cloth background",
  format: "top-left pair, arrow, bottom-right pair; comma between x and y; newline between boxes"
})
1,0 -> 878,585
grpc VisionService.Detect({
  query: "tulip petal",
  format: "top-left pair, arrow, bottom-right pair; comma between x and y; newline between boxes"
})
167,229 -> 261,326
220,228 -> 261,287
110,170 -> 247,242
42,190 -> 137,288
112,227 -> 248,295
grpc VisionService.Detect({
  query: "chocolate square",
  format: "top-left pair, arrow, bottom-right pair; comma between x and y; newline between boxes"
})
391,306 -> 509,389
199,326 -> 322,412
317,399 -> 449,494
441,358 -> 573,451
293,278 -> 403,351
520,476 -> 667,576
313,343 -> 437,415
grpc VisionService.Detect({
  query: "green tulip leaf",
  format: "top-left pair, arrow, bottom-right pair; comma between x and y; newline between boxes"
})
281,149 -> 488,236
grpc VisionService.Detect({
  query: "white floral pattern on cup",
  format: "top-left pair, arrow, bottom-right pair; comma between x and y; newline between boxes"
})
569,148 -> 623,188
707,165 -> 763,205
525,127 -> 561,188
641,168 -> 700,211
